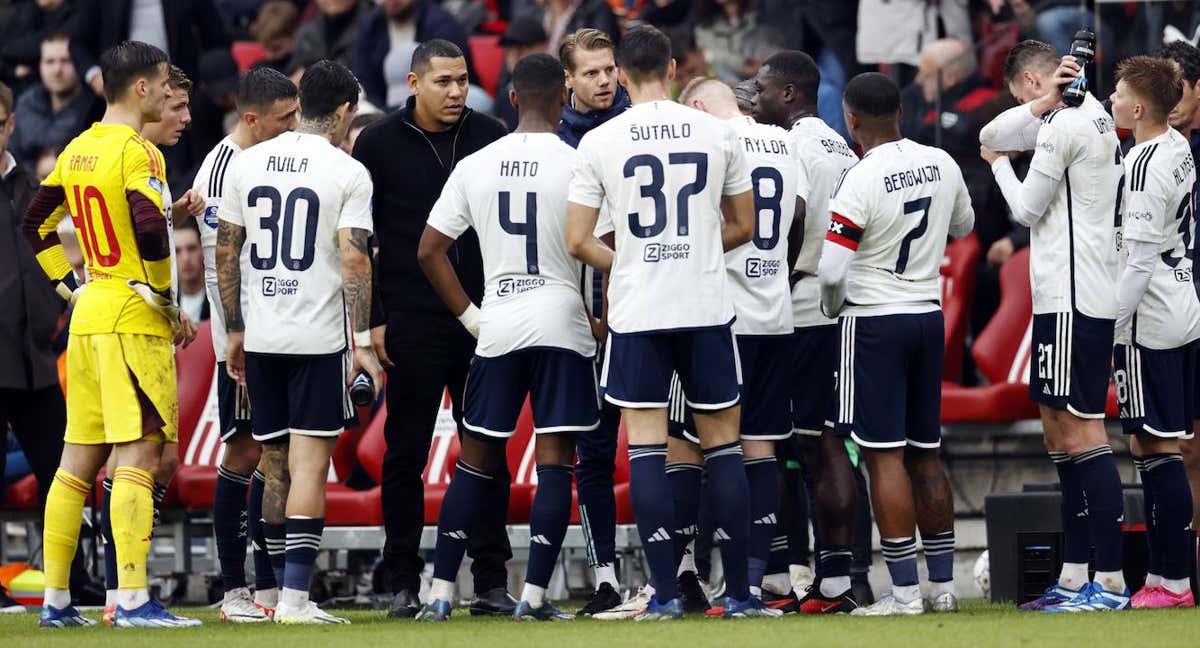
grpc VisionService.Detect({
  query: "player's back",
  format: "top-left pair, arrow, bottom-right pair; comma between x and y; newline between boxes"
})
830,138 -> 973,314
53,123 -> 173,338
1124,127 -> 1200,349
724,116 -> 798,335
572,100 -> 750,333
1029,93 -> 1123,318
790,117 -> 859,327
430,132 -> 594,357
221,132 -> 373,355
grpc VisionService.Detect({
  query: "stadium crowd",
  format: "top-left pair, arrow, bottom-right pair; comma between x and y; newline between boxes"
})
4,0 -> 1200,627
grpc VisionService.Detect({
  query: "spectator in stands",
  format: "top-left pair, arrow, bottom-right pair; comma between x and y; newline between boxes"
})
0,79 -> 91,607
250,0 -> 302,73
639,0 -> 691,27
353,0 -> 478,111
75,0 -> 230,96
351,39 -> 514,620
341,111 -> 385,154
0,0 -> 84,93
8,32 -> 96,168
692,0 -> 756,82
186,49 -> 241,190
175,221 -> 208,323
493,17 -> 548,130
528,0 -> 620,54
667,27 -> 711,98
218,0 -> 306,39
557,28 -> 629,147
291,0 -> 369,70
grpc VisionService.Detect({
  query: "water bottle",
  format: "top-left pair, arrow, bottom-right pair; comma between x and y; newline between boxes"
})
350,372 -> 375,406
1061,29 -> 1095,108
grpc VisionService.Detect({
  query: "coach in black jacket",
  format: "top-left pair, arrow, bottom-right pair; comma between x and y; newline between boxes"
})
352,40 -> 512,619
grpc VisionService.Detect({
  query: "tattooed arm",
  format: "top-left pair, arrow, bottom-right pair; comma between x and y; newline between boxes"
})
216,220 -> 247,384
340,226 -> 383,395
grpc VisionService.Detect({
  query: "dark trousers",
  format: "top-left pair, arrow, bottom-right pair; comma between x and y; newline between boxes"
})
379,321 -> 511,594
0,385 -> 94,588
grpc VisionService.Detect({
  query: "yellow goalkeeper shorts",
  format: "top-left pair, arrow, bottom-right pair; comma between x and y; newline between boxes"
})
65,332 -> 178,445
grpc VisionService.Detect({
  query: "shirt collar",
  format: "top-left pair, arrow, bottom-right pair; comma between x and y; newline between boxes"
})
0,151 -> 15,180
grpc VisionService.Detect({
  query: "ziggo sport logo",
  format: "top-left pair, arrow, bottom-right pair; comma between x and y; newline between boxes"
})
643,242 -> 691,262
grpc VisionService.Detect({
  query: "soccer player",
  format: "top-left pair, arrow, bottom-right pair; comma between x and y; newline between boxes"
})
97,63 -> 202,625
413,52 -> 598,623
556,28 -> 635,618
982,41 -> 1127,611
1108,56 -> 1199,609
216,60 -> 381,625
192,66 -> 299,623
674,78 -> 798,615
752,49 -> 863,614
22,40 -> 200,628
820,73 -> 974,616
566,25 -> 767,620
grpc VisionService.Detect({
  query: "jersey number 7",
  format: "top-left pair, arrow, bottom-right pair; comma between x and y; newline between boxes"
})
895,197 -> 931,274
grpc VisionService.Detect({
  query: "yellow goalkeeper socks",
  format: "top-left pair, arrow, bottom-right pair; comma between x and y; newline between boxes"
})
43,469 -> 91,607
111,466 -> 156,592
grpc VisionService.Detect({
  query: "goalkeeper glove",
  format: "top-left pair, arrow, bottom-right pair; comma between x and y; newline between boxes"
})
127,280 -> 181,332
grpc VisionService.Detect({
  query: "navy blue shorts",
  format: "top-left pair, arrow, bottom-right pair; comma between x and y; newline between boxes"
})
667,373 -> 699,444
1030,310 -> 1114,419
216,361 -> 252,442
1115,342 -> 1197,439
791,324 -> 839,438
463,348 -> 600,439
244,351 -> 349,443
737,334 -> 794,441
834,311 -> 944,449
601,323 -> 741,411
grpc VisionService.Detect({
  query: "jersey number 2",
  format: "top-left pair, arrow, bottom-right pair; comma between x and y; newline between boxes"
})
896,197 -> 931,274
499,191 -> 539,274
248,185 -> 319,271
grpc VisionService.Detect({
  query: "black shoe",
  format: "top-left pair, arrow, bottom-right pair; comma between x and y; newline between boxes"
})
578,582 -> 623,617
678,571 -> 711,613
851,577 -> 875,607
0,588 -> 24,613
70,578 -> 106,607
798,585 -> 859,614
387,589 -> 421,618
761,588 -> 801,614
469,587 -> 517,616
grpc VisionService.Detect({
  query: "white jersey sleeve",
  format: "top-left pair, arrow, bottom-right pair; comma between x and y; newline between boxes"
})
195,137 -> 243,361
428,164 -> 472,239
338,164 -> 374,233
1122,130 -> 1200,349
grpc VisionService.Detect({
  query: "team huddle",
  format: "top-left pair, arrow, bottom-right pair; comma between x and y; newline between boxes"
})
17,21 -> 1199,629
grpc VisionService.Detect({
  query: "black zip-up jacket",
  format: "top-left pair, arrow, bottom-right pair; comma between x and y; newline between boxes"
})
353,96 -> 507,334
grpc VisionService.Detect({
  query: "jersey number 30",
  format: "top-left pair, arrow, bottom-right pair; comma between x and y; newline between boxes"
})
248,185 -> 319,271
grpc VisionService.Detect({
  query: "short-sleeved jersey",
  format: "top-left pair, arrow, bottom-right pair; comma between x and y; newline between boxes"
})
826,139 -> 974,316
35,123 -> 174,339
1027,93 -> 1123,318
427,132 -> 595,358
790,116 -> 859,327
724,116 -> 798,336
193,136 -> 243,360
567,100 -> 752,333
1122,128 -> 1200,349
219,132 -> 374,355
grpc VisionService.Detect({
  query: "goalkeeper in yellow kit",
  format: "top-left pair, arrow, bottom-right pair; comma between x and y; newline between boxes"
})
21,41 -> 200,629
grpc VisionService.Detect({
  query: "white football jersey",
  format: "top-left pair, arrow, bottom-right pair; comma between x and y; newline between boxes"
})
567,100 -> 752,333
219,132 -> 374,355
790,116 -> 859,328
724,116 -> 798,336
1122,128 -> 1200,350
1028,93 -> 1123,318
193,136 -> 242,360
428,132 -> 595,358
827,138 -> 974,315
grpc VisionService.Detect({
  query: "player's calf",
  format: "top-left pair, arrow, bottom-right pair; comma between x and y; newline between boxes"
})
517,434 -> 579,621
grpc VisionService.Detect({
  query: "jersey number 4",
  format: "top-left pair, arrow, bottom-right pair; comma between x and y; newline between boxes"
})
499,191 -> 539,274
248,185 -> 319,271
624,152 -> 707,238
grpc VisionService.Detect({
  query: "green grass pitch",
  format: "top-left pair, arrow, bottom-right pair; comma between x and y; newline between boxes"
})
9,600 -> 1200,648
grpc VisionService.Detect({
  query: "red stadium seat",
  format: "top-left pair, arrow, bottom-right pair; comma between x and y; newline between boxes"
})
979,22 -> 1019,89
2,474 -> 39,510
231,41 -> 267,72
941,233 -> 981,383
468,35 -> 504,97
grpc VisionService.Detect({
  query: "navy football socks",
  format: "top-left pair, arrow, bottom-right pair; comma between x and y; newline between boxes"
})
262,521 -> 287,588
880,536 -> 919,587
921,530 -> 955,584
283,516 -> 324,596
703,442 -> 751,602
1050,451 -> 1091,565
431,460 -> 492,583
526,464 -> 574,589
248,470 -> 277,591
1073,445 -> 1124,581
666,461 -> 703,567
1144,454 -> 1192,581
629,443 -> 679,603
213,466 -> 252,592
744,455 -> 778,593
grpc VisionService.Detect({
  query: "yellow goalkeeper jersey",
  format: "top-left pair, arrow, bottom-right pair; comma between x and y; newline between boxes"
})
30,122 -> 174,339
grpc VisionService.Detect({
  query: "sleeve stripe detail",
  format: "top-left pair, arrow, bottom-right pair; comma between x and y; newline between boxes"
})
1130,144 -> 1158,192
826,212 -> 863,250
133,137 -> 163,179
208,145 -> 234,199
